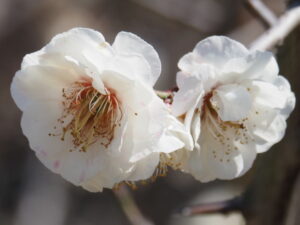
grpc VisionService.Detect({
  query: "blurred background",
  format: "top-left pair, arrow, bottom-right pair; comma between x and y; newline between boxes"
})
1,0 -> 299,225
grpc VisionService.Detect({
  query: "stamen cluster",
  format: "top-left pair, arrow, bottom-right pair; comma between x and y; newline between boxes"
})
60,81 -> 123,152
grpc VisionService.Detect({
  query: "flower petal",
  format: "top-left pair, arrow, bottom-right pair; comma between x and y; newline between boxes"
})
126,153 -> 160,181
178,52 -> 200,74
211,84 -> 252,122
172,72 -> 203,117
246,104 -> 287,153
250,80 -> 287,109
43,28 -> 110,67
192,36 -> 248,68
222,51 -> 279,82
187,123 -> 257,181
84,49 -> 152,86
11,65 -> 80,111
46,27 -> 106,52
272,76 -> 296,118
113,32 -> 161,86
243,51 -> 279,81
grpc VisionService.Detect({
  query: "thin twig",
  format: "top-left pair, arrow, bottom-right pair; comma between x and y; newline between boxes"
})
174,196 -> 243,217
245,0 -> 278,28
114,184 -> 154,225
284,171 -> 300,225
250,6 -> 300,51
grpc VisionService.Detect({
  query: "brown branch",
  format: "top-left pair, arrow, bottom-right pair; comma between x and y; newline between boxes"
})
114,184 -> 154,225
250,6 -> 300,50
284,171 -> 300,225
245,0 -> 278,28
174,196 -> 243,216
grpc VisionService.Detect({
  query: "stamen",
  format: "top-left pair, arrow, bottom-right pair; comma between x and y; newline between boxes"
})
57,80 -> 123,152
201,91 -> 252,160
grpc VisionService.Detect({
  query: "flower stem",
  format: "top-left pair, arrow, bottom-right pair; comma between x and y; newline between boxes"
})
174,196 -> 244,216
114,184 -> 154,225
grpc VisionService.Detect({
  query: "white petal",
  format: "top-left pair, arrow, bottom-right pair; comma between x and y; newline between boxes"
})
81,164 -> 130,192
178,52 -> 200,74
11,65 -> 80,111
254,116 -> 286,153
47,27 -> 105,52
100,71 -> 153,111
90,72 -> 106,95
126,153 -> 160,181
272,76 -> 296,118
246,104 -> 287,153
81,176 -> 105,192
192,36 -> 248,68
155,115 -> 190,154
113,32 -> 161,86
83,47 -> 153,86
166,115 -> 194,151
211,84 -> 252,122
177,61 -> 218,92
250,80 -> 287,109
190,109 -> 201,150
243,51 -> 279,81
21,49 -> 45,69
45,28 -> 110,66
187,121 -> 257,181
222,51 -> 279,82
128,97 -> 171,162
172,72 -> 203,117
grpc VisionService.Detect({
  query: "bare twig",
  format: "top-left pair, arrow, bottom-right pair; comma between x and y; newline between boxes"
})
250,6 -> 300,51
284,171 -> 300,225
114,184 -> 154,225
245,0 -> 278,28
174,196 -> 243,217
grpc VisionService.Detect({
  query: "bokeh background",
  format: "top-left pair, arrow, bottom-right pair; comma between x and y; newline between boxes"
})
1,0 -> 299,225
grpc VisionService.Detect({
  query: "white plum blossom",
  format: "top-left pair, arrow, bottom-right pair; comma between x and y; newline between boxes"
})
11,28 -> 190,192
171,36 -> 295,182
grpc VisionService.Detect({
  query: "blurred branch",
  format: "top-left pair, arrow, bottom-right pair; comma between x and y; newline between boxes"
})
245,0 -> 277,28
250,6 -> 300,50
174,196 -> 243,216
284,171 -> 300,225
114,184 -> 154,225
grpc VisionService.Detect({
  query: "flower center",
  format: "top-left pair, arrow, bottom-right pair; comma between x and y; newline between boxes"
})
201,91 -> 246,129
59,80 -> 122,152
200,91 -> 251,160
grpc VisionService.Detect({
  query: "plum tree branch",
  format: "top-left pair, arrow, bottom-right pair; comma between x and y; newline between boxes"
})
114,184 -> 154,225
245,0 -> 278,28
250,6 -> 300,50
174,196 -> 243,216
